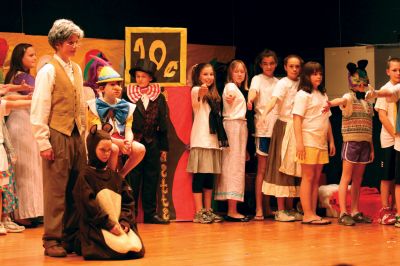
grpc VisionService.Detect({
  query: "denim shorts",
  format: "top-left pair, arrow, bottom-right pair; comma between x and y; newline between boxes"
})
255,137 -> 270,156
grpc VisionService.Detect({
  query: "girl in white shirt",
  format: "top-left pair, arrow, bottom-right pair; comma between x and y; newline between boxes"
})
187,63 -> 227,224
260,55 -> 303,222
292,62 -> 335,225
247,49 -> 279,220
215,60 -> 250,222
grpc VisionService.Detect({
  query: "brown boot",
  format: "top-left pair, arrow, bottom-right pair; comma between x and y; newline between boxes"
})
44,240 -> 67,257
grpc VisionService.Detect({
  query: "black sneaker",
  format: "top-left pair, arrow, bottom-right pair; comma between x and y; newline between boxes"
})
338,213 -> 355,226
352,212 -> 372,223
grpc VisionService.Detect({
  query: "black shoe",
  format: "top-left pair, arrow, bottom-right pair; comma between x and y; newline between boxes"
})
14,218 -> 39,228
224,215 -> 250,222
144,215 -> 170,224
43,241 -> 67,257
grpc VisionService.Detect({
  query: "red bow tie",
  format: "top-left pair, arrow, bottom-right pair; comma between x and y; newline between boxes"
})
140,87 -> 149,94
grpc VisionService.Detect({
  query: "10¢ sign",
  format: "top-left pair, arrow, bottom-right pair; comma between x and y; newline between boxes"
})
125,27 -> 187,86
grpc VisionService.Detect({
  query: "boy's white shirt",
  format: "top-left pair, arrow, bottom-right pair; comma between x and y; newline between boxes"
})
386,83 -> 400,151
374,81 -> 395,148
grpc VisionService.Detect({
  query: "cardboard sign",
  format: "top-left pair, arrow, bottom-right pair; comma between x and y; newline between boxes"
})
125,27 -> 187,86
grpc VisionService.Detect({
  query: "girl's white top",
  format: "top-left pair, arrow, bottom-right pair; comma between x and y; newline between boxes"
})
189,86 -> 220,149
222,82 -> 246,120
292,90 -> 331,150
272,77 -> 299,122
249,74 -> 279,137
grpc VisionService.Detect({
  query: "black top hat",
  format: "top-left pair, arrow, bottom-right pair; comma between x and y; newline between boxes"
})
129,58 -> 157,81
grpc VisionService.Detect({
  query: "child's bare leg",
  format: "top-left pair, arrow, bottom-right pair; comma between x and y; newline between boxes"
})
300,164 -> 317,221
108,143 -> 119,171
339,160 -> 354,215
227,199 -> 243,218
381,180 -> 395,208
277,197 -> 286,211
350,163 -> 366,214
390,182 -> 396,209
263,195 -> 272,216
396,185 -> 400,216
255,154 -> 267,217
119,141 -> 145,178
286,197 -> 293,210
312,164 -> 324,212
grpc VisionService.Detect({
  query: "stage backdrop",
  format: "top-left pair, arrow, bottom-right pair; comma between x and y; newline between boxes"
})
0,32 -> 235,221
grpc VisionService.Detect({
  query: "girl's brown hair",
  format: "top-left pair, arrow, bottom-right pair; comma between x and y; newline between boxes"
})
254,49 -> 278,75
191,63 -> 221,103
298,61 -> 326,94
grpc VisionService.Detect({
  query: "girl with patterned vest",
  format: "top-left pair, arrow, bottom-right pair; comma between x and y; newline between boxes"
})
87,66 -> 145,178
322,60 -> 374,226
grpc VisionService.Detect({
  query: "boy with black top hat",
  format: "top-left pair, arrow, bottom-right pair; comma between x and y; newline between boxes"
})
125,58 -> 169,224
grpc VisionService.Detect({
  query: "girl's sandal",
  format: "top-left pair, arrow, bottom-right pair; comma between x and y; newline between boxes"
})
253,215 -> 264,221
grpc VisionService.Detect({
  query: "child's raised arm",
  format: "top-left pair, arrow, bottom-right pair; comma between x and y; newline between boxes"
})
321,97 -> 347,113
3,99 -> 31,113
262,96 -> 278,118
0,84 -> 9,95
366,87 -> 397,102
4,81 -> 34,93
247,89 -> 257,110
3,94 -> 32,101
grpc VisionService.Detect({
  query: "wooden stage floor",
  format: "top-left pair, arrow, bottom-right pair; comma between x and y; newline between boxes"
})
1,218 -> 399,266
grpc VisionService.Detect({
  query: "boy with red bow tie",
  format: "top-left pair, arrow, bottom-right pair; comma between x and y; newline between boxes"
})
125,59 -> 169,224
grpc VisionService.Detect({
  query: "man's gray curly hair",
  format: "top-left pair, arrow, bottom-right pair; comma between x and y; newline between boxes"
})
48,19 -> 84,50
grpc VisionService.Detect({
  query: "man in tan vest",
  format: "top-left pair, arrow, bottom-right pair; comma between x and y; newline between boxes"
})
31,19 -> 86,257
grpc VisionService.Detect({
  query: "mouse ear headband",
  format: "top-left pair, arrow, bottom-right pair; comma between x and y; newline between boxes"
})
347,59 -> 369,89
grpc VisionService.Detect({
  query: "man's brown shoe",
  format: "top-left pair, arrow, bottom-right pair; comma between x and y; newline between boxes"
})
44,241 -> 67,257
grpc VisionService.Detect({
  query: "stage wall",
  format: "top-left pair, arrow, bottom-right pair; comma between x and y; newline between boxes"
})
0,32 -> 235,221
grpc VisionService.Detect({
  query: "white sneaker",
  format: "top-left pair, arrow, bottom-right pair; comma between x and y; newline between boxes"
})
0,223 -> 7,235
288,209 -> 303,221
274,210 -> 296,222
2,217 -> 25,233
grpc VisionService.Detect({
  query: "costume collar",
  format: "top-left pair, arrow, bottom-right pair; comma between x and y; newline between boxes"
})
96,98 -> 130,133
126,83 -> 161,103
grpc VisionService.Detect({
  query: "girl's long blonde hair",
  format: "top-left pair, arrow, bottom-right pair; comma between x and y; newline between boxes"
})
226,60 -> 248,90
